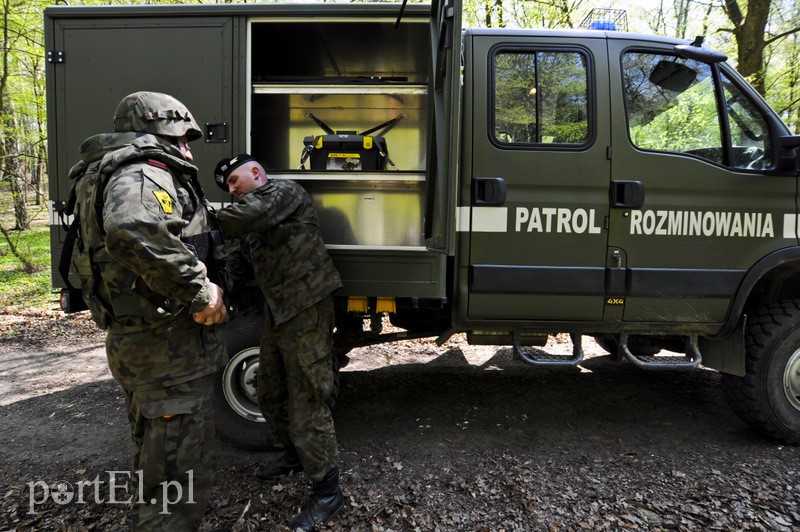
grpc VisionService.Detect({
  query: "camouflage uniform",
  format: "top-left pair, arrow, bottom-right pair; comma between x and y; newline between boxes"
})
217,178 -> 343,482
67,93 -> 224,530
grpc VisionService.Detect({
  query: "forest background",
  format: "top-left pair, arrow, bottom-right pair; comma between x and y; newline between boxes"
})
0,0 -> 798,309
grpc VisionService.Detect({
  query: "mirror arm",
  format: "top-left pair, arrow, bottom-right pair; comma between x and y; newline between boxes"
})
779,135 -> 800,173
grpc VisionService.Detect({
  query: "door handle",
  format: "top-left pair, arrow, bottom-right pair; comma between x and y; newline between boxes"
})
473,177 -> 507,206
205,122 -> 228,143
610,180 -> 645,209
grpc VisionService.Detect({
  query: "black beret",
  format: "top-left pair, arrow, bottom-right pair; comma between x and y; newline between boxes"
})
214,153 -> 255,192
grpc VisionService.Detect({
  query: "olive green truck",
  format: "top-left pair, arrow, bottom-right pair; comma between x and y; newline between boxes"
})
45,1 -> 800,449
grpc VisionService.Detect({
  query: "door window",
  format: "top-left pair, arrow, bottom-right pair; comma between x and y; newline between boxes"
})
722,70 -> 772,169
493,50 -> 590,146
622,52 -> 771,170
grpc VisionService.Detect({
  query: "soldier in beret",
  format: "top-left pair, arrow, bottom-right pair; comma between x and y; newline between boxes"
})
215,155 -> 344,531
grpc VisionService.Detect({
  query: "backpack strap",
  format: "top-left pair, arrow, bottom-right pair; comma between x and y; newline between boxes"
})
58,213 -> 81,291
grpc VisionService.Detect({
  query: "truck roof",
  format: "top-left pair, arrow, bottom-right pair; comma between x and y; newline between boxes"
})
465,27 -> 695,47
43,2 -> 430,19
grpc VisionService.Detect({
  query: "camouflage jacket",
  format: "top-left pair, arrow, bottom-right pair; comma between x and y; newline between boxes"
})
69,132 -> 216,331
217,179 -> 343,326
69,132 -> 225,390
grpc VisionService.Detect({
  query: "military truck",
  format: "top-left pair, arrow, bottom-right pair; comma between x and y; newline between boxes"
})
45,1 -> 800,450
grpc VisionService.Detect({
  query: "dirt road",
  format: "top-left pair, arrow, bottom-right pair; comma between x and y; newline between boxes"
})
1,312 -> 798,530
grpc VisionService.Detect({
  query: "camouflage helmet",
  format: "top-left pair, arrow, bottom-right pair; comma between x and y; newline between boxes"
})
113,91 -> 202,141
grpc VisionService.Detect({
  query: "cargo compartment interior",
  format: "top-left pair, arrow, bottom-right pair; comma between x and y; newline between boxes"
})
249,19 -> 430,248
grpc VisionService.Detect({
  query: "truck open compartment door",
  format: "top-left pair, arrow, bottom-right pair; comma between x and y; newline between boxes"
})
425,0 -> 462,255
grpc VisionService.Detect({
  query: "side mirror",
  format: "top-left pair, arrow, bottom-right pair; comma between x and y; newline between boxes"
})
779,135 -> 800,171
779,135 -> 800,149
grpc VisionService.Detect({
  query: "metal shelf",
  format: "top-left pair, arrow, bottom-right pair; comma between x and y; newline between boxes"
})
252,84 -> 428,95
273,172 -> 425,182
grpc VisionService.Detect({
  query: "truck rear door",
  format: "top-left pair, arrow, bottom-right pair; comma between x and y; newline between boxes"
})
45,9 -> 235,210
426,0 -> 462,254
45,9 -> 236,288
460,31 -> 611,322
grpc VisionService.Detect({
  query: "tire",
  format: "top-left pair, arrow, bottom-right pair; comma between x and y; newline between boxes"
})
214,309 -> 342,450
214,310 -> 276,451
721,300 -> 800,444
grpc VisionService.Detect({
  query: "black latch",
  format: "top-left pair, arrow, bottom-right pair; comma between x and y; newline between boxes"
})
610,180 -> 645,209
47,51 -> 65,64
473,177 -> 507,206
205,123 -> 227,143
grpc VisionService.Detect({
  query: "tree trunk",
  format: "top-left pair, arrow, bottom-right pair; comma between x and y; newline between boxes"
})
33,56 -> 46,207
724,0 -> 771,95
495,0 -> 504,28
674,0 -> 690,39
2,90 -> 28,230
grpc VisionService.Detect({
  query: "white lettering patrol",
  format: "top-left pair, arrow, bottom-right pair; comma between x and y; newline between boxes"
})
515,207 -> 602,234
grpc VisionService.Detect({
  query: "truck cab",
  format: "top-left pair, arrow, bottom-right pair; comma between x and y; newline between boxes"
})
458,29 -> 796,339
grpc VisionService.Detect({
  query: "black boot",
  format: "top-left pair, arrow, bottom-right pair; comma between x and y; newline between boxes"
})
254,449 -> 303,480
287,468 -> 345,531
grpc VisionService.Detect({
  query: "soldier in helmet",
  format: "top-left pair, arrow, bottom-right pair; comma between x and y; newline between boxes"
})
66,91 -> 227,530
214,155 -> 344,531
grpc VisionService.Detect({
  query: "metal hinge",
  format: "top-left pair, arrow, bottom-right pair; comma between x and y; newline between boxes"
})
444,0 -> 455,18
47,51 -> 65,64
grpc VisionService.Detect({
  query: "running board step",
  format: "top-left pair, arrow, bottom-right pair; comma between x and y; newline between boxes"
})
620,333 -> 702,370
512,332 -> 584,366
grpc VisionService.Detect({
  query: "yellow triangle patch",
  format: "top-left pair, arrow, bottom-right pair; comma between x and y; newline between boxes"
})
152,190 -> 173,214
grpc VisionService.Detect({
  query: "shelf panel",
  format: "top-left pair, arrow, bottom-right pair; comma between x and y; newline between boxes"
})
253,84 -> 428,95
273,172 -> 425,182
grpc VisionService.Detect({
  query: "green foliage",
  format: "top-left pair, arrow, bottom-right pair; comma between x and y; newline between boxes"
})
629,82 -> 722,153
494,50 -> 588,144
0,226 -> 52,310
631,100 -> 719,151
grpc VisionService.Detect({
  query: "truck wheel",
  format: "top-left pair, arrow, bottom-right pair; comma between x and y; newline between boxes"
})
721,300 -> 800,444
214,311 -> 276,451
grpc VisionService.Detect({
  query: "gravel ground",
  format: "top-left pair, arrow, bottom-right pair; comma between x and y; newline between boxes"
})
1,309 -> 799,531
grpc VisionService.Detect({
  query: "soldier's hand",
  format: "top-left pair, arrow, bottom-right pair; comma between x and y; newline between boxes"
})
193,280 -> 227,326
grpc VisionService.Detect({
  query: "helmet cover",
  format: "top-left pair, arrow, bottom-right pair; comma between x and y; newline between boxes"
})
113,91 -> 202,141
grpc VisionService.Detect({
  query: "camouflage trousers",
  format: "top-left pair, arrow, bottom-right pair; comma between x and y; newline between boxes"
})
123,373 -> 215,531
257,296 -> 339,482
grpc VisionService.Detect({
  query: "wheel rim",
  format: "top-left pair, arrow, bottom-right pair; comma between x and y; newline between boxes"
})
784,348 -> 800,412
222,347 -> 266,422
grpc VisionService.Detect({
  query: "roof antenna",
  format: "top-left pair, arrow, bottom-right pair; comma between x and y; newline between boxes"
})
691,35 -> 704,47
394,0 -> 409,29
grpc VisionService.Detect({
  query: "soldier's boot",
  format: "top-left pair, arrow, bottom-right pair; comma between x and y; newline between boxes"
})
254,448 -> 303,480
287,468 -> 345,531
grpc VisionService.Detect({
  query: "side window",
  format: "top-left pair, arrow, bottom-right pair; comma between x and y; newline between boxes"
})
493,50 -> 589,146
623,53 -> 723,164
623,52 -> 772,170
722,70 -> 771,169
